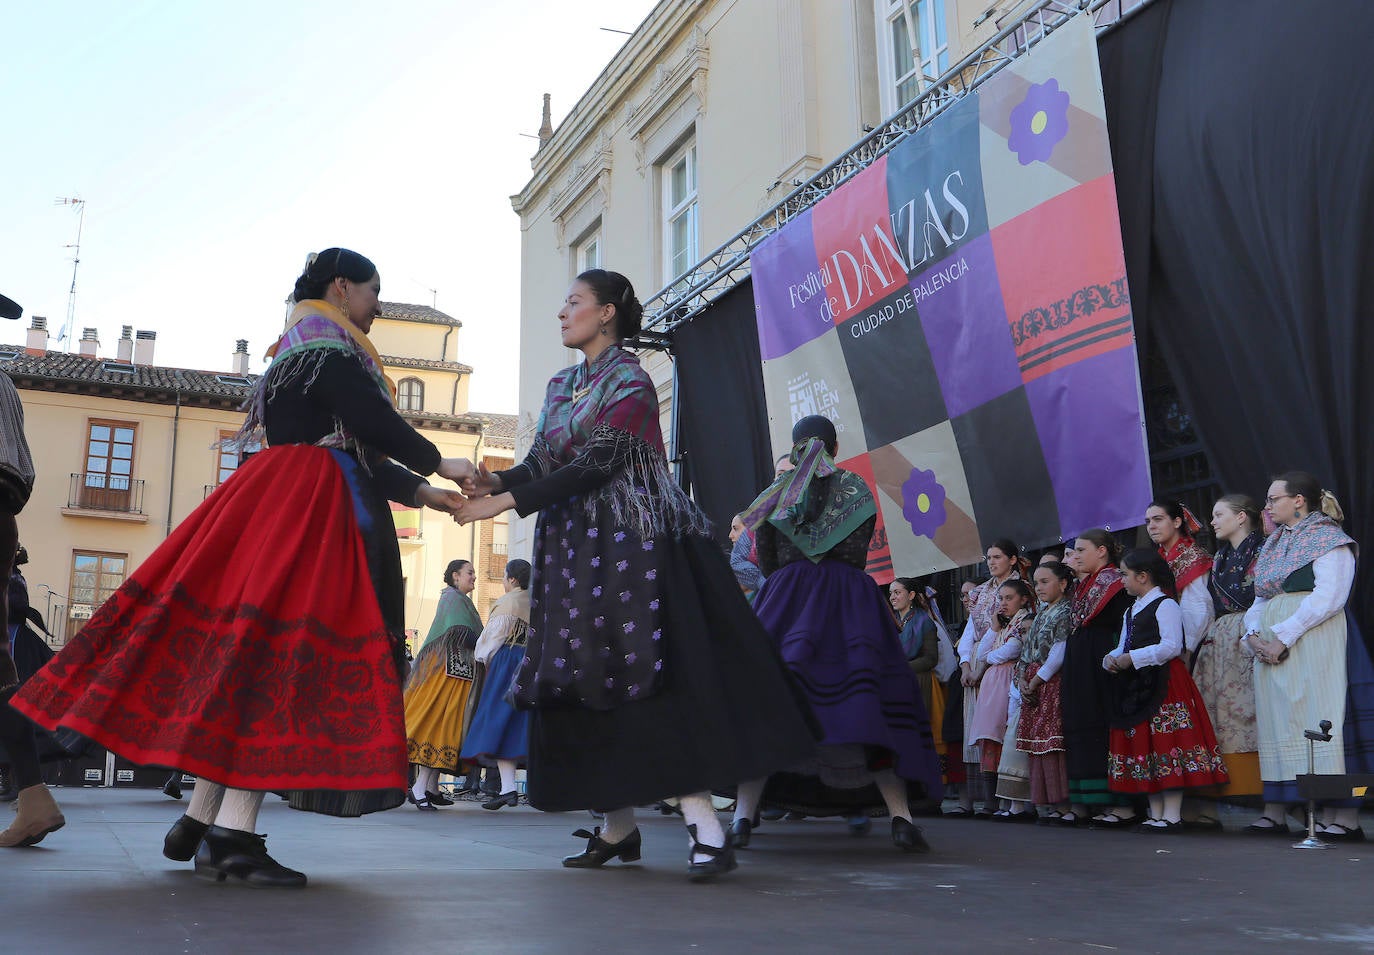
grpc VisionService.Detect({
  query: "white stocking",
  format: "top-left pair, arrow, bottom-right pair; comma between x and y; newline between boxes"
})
412,766 -> 438,801
733,778 -> 766,825
678,791 -> 725,861
497,759 -> 518,795
598,807 -> 637,845
213,788 -> 265,833
873,769 -> 912,823
186,780 -> 225,825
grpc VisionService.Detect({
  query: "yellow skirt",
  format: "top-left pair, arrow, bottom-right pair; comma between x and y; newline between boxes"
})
404,669 -> 474,773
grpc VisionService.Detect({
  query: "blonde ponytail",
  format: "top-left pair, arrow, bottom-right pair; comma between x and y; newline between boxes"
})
1320,489 -> 1345,522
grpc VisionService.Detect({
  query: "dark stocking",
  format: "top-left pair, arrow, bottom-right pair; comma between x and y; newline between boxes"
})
0,512 -> 40,790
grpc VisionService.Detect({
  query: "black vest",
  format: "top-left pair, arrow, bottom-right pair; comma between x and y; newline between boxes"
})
1109,597 -> 1171,729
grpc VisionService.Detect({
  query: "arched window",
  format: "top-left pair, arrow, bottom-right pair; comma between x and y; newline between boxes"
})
398,377 -> 424,412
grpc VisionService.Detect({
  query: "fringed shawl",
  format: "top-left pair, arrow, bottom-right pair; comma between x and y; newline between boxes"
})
1071,566 -> 1125,630
235,299 -> 395,452
1253,512 -> 1355,599
535,345 -> 709,540
408,587 -> 483,690
1162,537 -> 1211,593
742,436 -> 876,563
1209,532 -> 1262,615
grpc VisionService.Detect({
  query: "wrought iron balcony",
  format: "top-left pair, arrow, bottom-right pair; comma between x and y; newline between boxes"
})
68,473 -> 145,514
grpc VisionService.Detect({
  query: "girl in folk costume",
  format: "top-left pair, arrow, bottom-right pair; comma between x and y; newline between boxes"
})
14,250 -> 470,886
949,539 -> 1028,817
734,416 -> 940,853
460,559 -> 534,811
452,270 -> 815,881
1190,495 -> 1265,807
1145,500 -> 1215,659
1103,550 -> 1228,831
404,559 -> 483,810
1243,471 -> 1374,841
966,579 -> 1035,820
1061,529 -> 1137,827
1015,561 -> 1076,822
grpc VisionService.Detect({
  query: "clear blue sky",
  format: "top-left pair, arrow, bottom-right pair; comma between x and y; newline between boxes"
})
0,1 -> 657,412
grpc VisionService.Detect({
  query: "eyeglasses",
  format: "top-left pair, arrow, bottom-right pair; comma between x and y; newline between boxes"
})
1265,494 -> 1294,507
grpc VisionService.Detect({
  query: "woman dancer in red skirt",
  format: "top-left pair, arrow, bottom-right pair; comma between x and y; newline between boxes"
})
14,249 -> 467,886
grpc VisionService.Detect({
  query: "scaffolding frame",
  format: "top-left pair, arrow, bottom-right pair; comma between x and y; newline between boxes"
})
639,0 -> 1155,335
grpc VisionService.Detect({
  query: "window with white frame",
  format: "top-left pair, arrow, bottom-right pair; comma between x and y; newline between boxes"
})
877,0 -> 949,115
661,139 -> 699,284
576,227 -> 602,274
397,377 -> 424,412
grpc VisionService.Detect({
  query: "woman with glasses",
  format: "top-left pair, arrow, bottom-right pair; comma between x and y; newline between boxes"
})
1243,471 -> 1371,840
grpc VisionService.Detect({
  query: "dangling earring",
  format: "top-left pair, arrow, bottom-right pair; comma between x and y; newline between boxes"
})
600,324 -> 610,337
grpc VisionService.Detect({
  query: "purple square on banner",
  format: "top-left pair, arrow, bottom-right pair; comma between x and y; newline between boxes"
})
752,208 -> 833,360
1024,346 -> 1153,539
914,233 -> 1021,418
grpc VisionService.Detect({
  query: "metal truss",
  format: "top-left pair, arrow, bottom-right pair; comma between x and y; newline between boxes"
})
640,0 -> 1155,335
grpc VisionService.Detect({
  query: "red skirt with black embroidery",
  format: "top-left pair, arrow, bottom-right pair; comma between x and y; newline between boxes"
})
12,445 -> 408,815
1107,658 -> 1230,794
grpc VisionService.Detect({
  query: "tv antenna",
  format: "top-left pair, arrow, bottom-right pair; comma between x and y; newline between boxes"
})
54,197 -> 86,346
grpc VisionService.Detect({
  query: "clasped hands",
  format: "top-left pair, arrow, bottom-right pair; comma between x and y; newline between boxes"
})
1246,633 -> 1288,666
413,458 -> 514,526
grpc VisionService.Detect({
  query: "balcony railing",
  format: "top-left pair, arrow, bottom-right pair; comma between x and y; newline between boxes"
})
68,473 -> 145,514
204,484 -> 220,500
491,542 -> 509,556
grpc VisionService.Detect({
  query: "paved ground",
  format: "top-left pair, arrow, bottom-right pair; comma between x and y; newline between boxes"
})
4,787 -> 1372,954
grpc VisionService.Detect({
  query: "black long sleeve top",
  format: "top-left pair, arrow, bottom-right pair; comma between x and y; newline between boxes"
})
262,350 -> 441,505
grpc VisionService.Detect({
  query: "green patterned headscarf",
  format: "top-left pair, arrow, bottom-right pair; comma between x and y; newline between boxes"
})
743,436 -> 876,562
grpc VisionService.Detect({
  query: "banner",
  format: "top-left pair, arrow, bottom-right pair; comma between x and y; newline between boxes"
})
751,15 -> 1150,581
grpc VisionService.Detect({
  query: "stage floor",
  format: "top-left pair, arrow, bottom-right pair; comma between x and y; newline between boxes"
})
5,788 -> 1371,954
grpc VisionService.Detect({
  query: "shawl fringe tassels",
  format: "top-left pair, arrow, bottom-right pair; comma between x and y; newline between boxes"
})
580,426 -> 712,541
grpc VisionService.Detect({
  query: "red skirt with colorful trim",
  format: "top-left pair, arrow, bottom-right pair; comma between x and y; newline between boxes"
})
1107,658 -> 1229,794
12,445 -> 409,815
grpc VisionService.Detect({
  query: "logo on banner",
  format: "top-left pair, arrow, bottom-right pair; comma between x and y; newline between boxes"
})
786,372 -> 842,427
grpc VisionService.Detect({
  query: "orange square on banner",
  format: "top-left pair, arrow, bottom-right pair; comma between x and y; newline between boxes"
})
810,157 -> 909,325
837,452 -> 893,584
989,174 -> 1134,383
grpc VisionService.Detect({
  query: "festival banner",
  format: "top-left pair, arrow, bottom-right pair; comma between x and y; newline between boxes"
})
751,15 -> 1151,581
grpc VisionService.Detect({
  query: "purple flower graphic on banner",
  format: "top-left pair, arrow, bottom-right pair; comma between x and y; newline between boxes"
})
1008,78 -> 1070,165
901,467 -> 948,538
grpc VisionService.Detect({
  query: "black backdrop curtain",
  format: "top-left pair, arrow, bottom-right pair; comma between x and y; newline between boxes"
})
674,0 -> 1374,635
672,278 -> 773,547
1101,0 -> 1374,639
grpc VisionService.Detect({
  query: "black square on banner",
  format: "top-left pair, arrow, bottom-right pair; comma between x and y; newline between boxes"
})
949,386 -> 1061,550
836,285 -> 948,450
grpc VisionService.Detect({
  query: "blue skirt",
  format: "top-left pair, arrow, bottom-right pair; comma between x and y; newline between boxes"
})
461,645 -> 529,763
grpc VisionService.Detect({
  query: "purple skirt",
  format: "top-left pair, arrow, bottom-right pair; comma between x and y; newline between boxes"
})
754,559 -> 943,803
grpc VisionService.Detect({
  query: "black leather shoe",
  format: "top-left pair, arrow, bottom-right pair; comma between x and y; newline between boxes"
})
481,791 -> 519,811
428,790 -> 454,807
163,813 -> 210,861
562,826 -> 642,868
414,795 -> 438,811
686,824 -> 738,882
729,818 -> 753,849
162,776 -> 183,800
193,826 -> 307,888
0,770 -> 15,804
892,817 -> 931,853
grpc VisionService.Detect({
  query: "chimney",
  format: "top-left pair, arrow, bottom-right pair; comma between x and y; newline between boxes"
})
117,325 -> 133,362
133,329 -> 156,366
79,327 -> 99,359
231,339 -> 250,375
25,316 -> 47,356
538,93 -> 553,147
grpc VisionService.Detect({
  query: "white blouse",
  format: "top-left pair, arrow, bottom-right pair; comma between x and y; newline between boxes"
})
1241,546 -> 1355,649
1178,575 -> 1215,653
1107,588 -> 1183,669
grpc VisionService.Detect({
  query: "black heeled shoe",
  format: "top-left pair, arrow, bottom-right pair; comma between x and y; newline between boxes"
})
562,826 -> 642,868
481,791 -> 519,811
413,794 -> 438,811
729,817 -> 753,849
162,813 -> 210,861
429,789 -> 454,807
162,775 -> 183,800
891,817 -> 931,853
193,825 -> 307,888
686,824 -> 738,882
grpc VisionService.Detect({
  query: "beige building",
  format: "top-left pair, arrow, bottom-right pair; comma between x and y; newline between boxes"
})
507,0 -> 1008,555
3,306 -> 514,648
